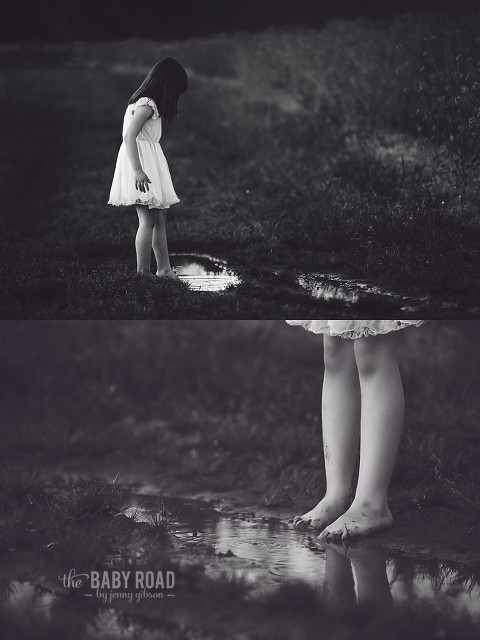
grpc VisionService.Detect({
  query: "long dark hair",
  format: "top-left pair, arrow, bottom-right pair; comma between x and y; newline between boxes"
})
128,57 -> 188,124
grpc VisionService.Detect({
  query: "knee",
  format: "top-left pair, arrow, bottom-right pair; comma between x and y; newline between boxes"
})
323,337 -> 353,373
354,339 -> 396,378
139,215 -> 155,229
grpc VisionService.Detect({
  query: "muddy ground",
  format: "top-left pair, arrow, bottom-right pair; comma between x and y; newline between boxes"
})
1,465 -> 479,640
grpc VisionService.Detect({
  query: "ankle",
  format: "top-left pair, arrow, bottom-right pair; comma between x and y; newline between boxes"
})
351,497 -> 389,514
324,489 -> 351,504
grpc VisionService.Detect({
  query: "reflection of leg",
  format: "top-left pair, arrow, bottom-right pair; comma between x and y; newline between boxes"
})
348,545 -> 393,608
135,206 -> 155,274
323,546 -> 356,611
294,336 -> 359,530
152,210 -> 177,278
319,334 -> 402,540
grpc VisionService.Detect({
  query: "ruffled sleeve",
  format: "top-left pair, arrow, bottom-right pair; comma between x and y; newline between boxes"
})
133,97 -> 159,120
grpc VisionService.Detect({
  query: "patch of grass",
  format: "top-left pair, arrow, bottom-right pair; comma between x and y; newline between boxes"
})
49,477 -> 130,521
0,469 -> 53,552
0,469 -> 50,512
146,503 -> 177,537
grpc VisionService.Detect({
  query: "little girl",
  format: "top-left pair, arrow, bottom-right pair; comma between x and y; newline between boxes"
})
287,320 -> 426,539
108,58 -> 188,278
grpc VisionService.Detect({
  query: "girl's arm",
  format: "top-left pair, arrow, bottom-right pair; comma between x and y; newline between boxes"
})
123,105 -> 153,193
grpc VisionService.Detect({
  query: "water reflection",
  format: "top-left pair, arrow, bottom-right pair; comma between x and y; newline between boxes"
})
298,273 -> 420,312
298,273 -> 366,304
2,582 -> 165,639
170,253 -> 240,291
3,497 -> 479,637
323,544 -> 393,610
129,496 -> 480,617
3,581 -> 103,639
4,581 -> 56,612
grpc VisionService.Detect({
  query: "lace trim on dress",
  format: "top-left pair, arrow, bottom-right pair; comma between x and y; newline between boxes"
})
286,320 -> 427,340
108,196 -> 179,210
133,97 -> 160,120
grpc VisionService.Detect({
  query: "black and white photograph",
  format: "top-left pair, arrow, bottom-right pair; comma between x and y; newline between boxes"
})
1,0 -> 480,318
0,320 -> 480,638
1,1 -> 480,639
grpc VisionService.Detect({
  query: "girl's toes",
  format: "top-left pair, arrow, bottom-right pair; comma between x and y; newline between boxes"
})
294,517 -> 310,530
318,529 -> 329,540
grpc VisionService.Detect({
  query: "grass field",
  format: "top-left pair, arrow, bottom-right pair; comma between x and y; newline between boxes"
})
1,320 -> 480,637
2,12 -> 480,318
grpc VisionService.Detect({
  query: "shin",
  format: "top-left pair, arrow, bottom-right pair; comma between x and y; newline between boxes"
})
135,206 -> 156,274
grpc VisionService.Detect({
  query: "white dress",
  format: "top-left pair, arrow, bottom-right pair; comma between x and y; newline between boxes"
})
108,97 -> 179,210
286,320 -> 426,339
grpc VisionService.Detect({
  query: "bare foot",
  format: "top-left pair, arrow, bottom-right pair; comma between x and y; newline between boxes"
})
156,268 -> 179,280
318,504 -> 393,541
292,496 -> 351,531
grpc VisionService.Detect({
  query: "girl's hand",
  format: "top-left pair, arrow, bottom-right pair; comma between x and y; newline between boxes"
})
134,169 -> 151,193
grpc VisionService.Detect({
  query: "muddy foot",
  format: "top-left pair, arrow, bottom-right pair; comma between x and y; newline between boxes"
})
318,505 -> 393,541
156,268 -> 179,280
292,496 -> 351,531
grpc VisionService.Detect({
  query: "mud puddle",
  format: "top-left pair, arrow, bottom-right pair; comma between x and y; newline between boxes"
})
170,253 -> 240,291
298,272 -> 425,312
128,495 -> 480,615
2,493 -> 480,639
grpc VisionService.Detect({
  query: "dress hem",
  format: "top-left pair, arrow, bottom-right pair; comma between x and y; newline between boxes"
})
107,198 -> 179,210
286,320 -> 427,340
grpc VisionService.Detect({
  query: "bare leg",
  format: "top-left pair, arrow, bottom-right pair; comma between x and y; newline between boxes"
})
152,209 -> 177,278
323,546 -> 357,611
319,333 -> 403,540
135,205 -> 156,275
293,336 -> 360,530
348,545 -> 393,608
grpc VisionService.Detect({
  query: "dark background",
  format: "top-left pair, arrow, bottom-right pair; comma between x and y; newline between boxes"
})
2,0 -> 476,43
